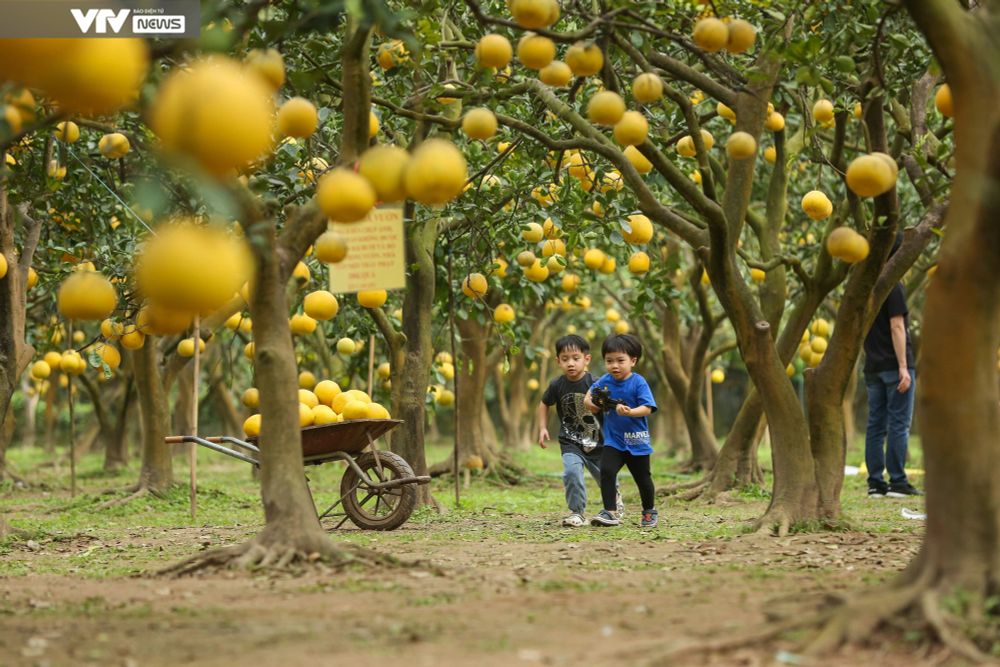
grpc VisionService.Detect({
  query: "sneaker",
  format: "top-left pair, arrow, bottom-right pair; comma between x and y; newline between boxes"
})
868,483 -> 888,498
562,513 -> 586,527
616,491 -> 625,519
590,509 -> 621,526
641,508 -> 659,528
887,482 -> 923,498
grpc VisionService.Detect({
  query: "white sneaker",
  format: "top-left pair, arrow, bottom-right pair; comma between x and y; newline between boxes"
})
562,513 -> 586,527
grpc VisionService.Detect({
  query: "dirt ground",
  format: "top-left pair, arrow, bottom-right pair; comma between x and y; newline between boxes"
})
0,519 -> 946,667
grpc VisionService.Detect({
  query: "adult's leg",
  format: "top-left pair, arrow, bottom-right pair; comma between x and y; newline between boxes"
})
561,452 -> 588,515
864,373 -> 890,487
885,370 -> 916,486
623,453 -> 655,511
600,447 -> 627,511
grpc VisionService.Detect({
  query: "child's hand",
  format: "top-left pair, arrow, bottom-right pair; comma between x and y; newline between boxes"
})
615,404 -> 632,416
538,428 -> 550,448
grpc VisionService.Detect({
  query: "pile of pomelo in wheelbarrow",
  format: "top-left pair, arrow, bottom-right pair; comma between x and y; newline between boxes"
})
240,379 -> 391,437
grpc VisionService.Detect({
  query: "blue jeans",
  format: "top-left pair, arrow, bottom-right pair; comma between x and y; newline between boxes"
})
562,451 -> 605,514
865,369 -> 916,487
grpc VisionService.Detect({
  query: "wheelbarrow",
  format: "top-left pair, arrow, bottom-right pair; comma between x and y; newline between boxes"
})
165,419 -> 430,530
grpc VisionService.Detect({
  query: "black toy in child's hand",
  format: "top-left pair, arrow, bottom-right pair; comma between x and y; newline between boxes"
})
592,386 -> 624,412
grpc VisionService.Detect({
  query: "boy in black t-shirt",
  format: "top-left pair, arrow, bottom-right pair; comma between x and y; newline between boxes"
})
538,335 -> 622,527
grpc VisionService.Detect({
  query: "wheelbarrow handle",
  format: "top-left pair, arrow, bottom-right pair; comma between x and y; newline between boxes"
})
165,435 -> 224,444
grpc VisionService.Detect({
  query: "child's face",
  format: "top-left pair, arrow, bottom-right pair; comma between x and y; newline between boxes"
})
557,347 -> 590,380
604,351 -> 636,380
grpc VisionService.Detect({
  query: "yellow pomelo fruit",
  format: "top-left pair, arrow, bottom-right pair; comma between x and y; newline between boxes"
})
242,388 -> 259,408
524,260 -> 550,282
101,319 -> 122,341
628,251 -> 650,275
605,307 -> 621,323
541,239 -> 566,257
177,338 -> 205,357
539,61 -> 572,87
138,303 -> 194,336
357,290 -> 388,308
462,108 -> 498,140
711,369 -> 725,384
58,271 -> 116,321
289,313 -> 317,335
935,84 -> 953,117
314,380 -> 341,406
342,400 -> 369,421
243,414 -> 261,437
376,40 -> 408,70
717,102 -> 736,123
583,248 -> 605,270
517,34 -> 556,70
244,341 -> 255,360
809,351 -> 824,368
623,214 -> 653,245
812,99 -> 835,124
726,131 -> 757,160
369,110 -> 379,138
846,154 -> 895,197
599,256 -> 616,274
31,360 -> 51,379
43,351 -> 62,368
765,112 -> 785,132
304,290 -> 339,320
476,34 -> 513,68
366,403 -> 391,420
510,0 -> 558,29
613,111 -> 648,146
150,56 -> 274,176
810,337 -> 828,354
0,254 -> 7,280
298,389 -> 319,409
725,19 -> 757,54
277,97 -> 318,138
95,343 -> 121,369
330,391 -> 352,414
786,364 -> 796,377
693,18 -> 729,53
587,91 -> 625,126
292,261 -> 310,284
516,251 -> 537,267
316,168 -> 376,222
491,257 -> 509,278
493,303 -> 516,323
811,319 -> 831,338
245,48 -> 285,90
403,138 -> 468,205
120,330 -> 145,350
299,403 -> 315,427
750,268 -> 766,283
358,144 -> 410,203
312,404 -> 338,425
764,146 -> 777,164
336,337 -> 356,355
614,320 -> 630,334
377,362 -> 391,380
826,227 -> 870,264
872,151 -> 899,180
522,221 -> 544,243
314,230 -> 349,264
435,388 -> 455,407
624,146 -> 653,174
632,73 -> 663,104
561,273 -> 580,292
55,121 -> 80,143
462,273 -> 489,299
37,38 -> 148,115
565,42 -> 603,77
801,190 -> 833,220
136,220 -> 252,313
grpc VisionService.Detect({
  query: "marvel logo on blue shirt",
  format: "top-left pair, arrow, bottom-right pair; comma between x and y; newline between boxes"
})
589,372 -> 658,455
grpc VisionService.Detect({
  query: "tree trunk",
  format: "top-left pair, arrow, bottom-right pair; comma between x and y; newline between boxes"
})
209,377 -> 242,439
447,316 -> 499,467
379,213 -> 436,507
172,361 -> 195,436
20,377 -> 37,449
105,377 -> 133,471
130,343 -> 173,493
43,381 -> 56,455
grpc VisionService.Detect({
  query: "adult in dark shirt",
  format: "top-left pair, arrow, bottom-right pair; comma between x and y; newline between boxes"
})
863,239 -> 921,498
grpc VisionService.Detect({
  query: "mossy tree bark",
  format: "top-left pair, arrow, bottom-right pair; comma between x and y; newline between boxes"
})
0,190 -> 40,481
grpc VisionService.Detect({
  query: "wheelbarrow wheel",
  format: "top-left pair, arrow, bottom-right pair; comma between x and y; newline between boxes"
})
340,451 -> 418,530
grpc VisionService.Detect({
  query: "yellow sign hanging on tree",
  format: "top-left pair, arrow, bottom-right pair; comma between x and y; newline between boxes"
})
327,206 -> 406,293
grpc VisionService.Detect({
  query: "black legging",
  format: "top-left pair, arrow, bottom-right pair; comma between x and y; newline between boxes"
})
600,446 -> 655,512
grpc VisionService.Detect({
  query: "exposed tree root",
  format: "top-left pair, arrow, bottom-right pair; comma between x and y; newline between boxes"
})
160,531 -> 418,578
649,566 -> 1000,666
96,485 -> 164,510
0,463 -> 29,488
657,475 -> 710,497
753,506 -> 794,537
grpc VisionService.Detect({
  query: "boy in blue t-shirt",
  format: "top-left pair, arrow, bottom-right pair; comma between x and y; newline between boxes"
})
584,333 -> 659,527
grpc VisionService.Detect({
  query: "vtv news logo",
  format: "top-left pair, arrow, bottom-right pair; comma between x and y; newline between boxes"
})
71,7 -> 186,34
